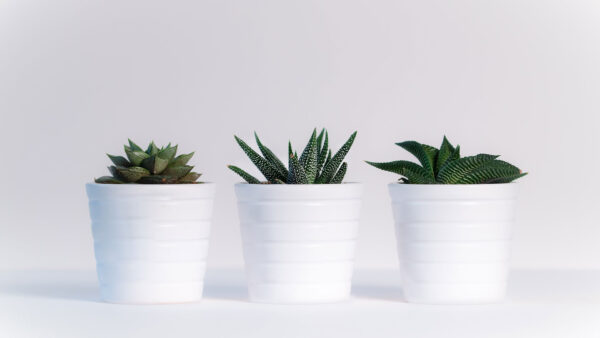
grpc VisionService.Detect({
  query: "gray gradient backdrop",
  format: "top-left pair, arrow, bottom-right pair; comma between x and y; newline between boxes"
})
1,0 -> 599,271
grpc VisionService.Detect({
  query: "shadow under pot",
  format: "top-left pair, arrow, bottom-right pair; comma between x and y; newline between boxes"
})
86,183 -> 216,304
234,183 -> 363,304
389,183 -> 519,304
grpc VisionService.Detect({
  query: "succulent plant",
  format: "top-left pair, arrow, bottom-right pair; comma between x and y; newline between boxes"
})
366,136 -> 526,184
94,140 -> 202,184
228,129 -> 357,184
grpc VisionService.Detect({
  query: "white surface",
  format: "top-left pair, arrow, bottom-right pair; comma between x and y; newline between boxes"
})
87,183 -> 216,303
389,183 -> 517,304
1,269 -> 599,338
235,183 -> 362,303
1,0 -> 600,272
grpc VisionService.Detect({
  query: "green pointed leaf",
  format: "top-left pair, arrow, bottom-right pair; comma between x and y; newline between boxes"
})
145,141 -> 160,156
330,162 -> 347,184
299,129 -> 318,183
254,132 -> 288,179
437,154 -> 498,184
457,160 -> 523,184
116,166 -> 150,182
316,128 -> 325,155
107,154 -> 130,167
395,141 -> 438,178
366,160 -> 436,184
124,147 -> 150,166
171,152 -> 195,167
435,136 -> 456,175
108,165 -> 127,181
234,135 -> 282,183
140,155 -> 170,175
487,172 -> 527,183
288,152 -> 308,184
274,178 -> 286,184
228,165 -> 261,184
162,165 -> 193,179
316,131 -> 329,176
95,176 -> 124,184
128,139 -> 144,152
138,175 -> 178,184
178,172 -> 202,183
317,131 -> 357,183
157,145 -> 178,161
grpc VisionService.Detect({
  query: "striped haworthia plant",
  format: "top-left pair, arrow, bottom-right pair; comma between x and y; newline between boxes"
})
229,129 -> 357,184
366,136 -> 526,184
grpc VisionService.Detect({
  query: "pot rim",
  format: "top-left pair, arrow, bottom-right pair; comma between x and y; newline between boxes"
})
234,182 -> 361,187
388,182 -> 518,187
86,182 -> 215,188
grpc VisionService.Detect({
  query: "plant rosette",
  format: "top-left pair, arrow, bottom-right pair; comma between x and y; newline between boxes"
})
368,136 -> 526,304
87,140 -> 215,304
235,183 -> 362,304
229,129 -> 362,303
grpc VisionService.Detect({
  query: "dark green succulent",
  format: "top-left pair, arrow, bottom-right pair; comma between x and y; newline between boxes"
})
94,140 -> 202,184
228,129 -> 357,184
366,136 -> 526,184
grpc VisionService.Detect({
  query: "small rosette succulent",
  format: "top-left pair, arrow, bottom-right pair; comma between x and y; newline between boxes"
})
366,136 -> 527,184
228,128 -> 357,184
95,140 -> 202,184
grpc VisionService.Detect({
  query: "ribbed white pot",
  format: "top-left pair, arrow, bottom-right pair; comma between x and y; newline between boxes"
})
235,183 -> 362,304
86,183 -> 216,304
389,183 -> 518,304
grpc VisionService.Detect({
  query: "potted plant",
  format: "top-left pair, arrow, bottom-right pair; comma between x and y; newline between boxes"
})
86,140 -> 215,304
367,136 -> 527,304
229,129 -> 361,304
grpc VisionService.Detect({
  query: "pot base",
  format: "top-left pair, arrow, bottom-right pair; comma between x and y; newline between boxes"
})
248,283 -> 351,304
402,279 -> 507,304
99,282 -> 204,304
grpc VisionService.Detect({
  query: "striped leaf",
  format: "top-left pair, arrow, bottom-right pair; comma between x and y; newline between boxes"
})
487,172 -> 527,183
395,141 -> 437,178
366,160 -> 436,184
228,165 -> 261,184
457,160 -> 523,184
437,154 -> 498,184
435,136 -> 455,175
254,132 -> 288,179
234,135 -> 282,183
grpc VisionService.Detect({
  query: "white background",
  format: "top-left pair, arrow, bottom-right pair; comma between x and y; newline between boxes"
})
1,0 -> 599,272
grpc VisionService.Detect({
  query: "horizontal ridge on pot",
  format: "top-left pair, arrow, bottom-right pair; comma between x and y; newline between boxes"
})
86,183 -> 216,304
389,183 -> 518,304
235,183 -> 362,304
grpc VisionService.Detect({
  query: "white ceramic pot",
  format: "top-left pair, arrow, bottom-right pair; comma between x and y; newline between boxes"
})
389,183 -> 518,304
235,183 -> 362,304
86,183 -> 216,304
